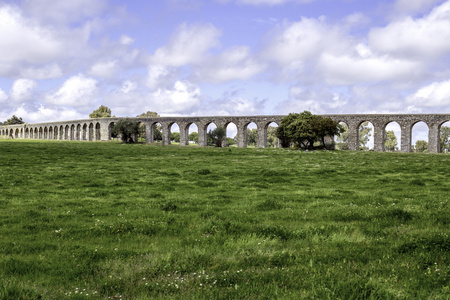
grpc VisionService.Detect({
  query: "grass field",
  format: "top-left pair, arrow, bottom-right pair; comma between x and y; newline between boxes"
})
0,140 -> 449,299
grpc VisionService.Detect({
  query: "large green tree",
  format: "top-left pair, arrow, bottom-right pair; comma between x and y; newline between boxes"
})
385,130 -> 398,151
335,123 -> 349,150
266,126 -> 279,147
112,119 -> 140,143
189,132 -> 198,143
207,127 -> 226,147
4,115 -> 24,125
170,132 -> 180,143
276,111 -> 342,149
90,105 -> 112,118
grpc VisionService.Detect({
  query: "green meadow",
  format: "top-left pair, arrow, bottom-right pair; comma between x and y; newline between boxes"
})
0,140 -> 448,299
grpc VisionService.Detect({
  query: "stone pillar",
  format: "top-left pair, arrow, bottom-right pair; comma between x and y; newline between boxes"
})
99,120 -> 110,141
179,123 -> 189,146
257,124 -> 267,148
145,123 -> 152,143
348,123 -> 359,151
428,123 -> 440,153
198,125 -> 207,147
236,124 -> 246,148
161,123 -> 171,145
400,123 -> 412,152
373,122 -> 385,152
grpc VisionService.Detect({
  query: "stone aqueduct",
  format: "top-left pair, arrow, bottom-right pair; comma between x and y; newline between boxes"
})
1,114 -> 449,153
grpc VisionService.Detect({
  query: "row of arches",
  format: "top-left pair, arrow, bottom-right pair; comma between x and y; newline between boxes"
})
1,115 -> 449,152
334,119 -> 450,153
0,123 -> 102,141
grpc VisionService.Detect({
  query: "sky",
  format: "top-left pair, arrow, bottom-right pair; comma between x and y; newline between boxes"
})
1,0 -> 450,129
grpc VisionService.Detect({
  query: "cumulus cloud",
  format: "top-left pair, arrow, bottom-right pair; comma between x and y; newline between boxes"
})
151,23 -> 221,67
0,6 -> 65,67
10,79 -> 37,102
406,80 -> 450,107
89,60 -> 118,78
20,63 -> 62,79
196,46 -> 264,83
390,0 -> 443,18
0,88 -> 8,103
45,74 -> 98,107
369,1 -> 450,59
11,105 -> 86,123
120,35 -> 135,45
151,81 -> 201,114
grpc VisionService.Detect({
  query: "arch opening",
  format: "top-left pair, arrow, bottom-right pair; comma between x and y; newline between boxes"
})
335,122 -> 349,150
48,127 -> 53,140
225,122 -> 237,147
187,123 -> 198,146
411,121 -> 429,152
358,121 -> 374,150
439,121 -> 450,153
245,122 -> 258,148
384,122 -> 401,151
265,122 -> 279,148
169,123 -> 179,144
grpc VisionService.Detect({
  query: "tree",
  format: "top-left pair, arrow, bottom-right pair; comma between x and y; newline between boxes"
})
415,140 -> 428,153
4,115 -> 24,125
170,132 -> 180,143
385,130 -> 398,151
246,128 -> 258,146
267,126 -> 279,147
335,123 -> 349,150
189,132 -> 198,143
207,127 -> 226,147
440,126 -> 450,152
90,105 -> 112,118
112,118 -> 140,143
359,121 -> 372,150
137,111 -> 159,118
276,111 -> 342,150
226,137 -> 236,146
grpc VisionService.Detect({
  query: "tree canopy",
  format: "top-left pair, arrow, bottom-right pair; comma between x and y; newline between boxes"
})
90,105 -> 112,118
112,118 -> 140,143
276,111 -> 342,149
384,130 -> 398,151
4,115 -> 24,125
207,127 -> 226,147
440,126 -> 450,152
137,111 -> 160,118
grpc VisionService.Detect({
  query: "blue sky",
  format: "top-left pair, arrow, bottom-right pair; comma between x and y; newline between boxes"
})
1,0 -> 450,128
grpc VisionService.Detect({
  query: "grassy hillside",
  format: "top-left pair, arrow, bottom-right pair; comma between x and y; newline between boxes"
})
0,140 -> 448,299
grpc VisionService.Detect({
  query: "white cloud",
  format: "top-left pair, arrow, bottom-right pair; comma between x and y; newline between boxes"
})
45,74 -> 98,107
120,35 -> 135,45
121,80 -> 137,94
369,1 -> 450,59
0,88 -> 8,103
196,46 -> 264,82
20,63 -> 62,79
89,60 -> 118,78
147,65 -> 173,89
151,23 -> 221,67
318,52 -> 419,85
12,105 -> 86,123
0,6 -> 65,67
406,80 -> 450,107
151,81 -> 201,113
10,79 -> 37,102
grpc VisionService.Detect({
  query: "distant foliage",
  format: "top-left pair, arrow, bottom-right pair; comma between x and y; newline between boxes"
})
4,115 -> 24,125
112,118 -> 140,143
89,105 -> 112,118
415,140 -> 428,152
276,111 -> 342,149
384,130 -> 398,151
440,126 -> 450,152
